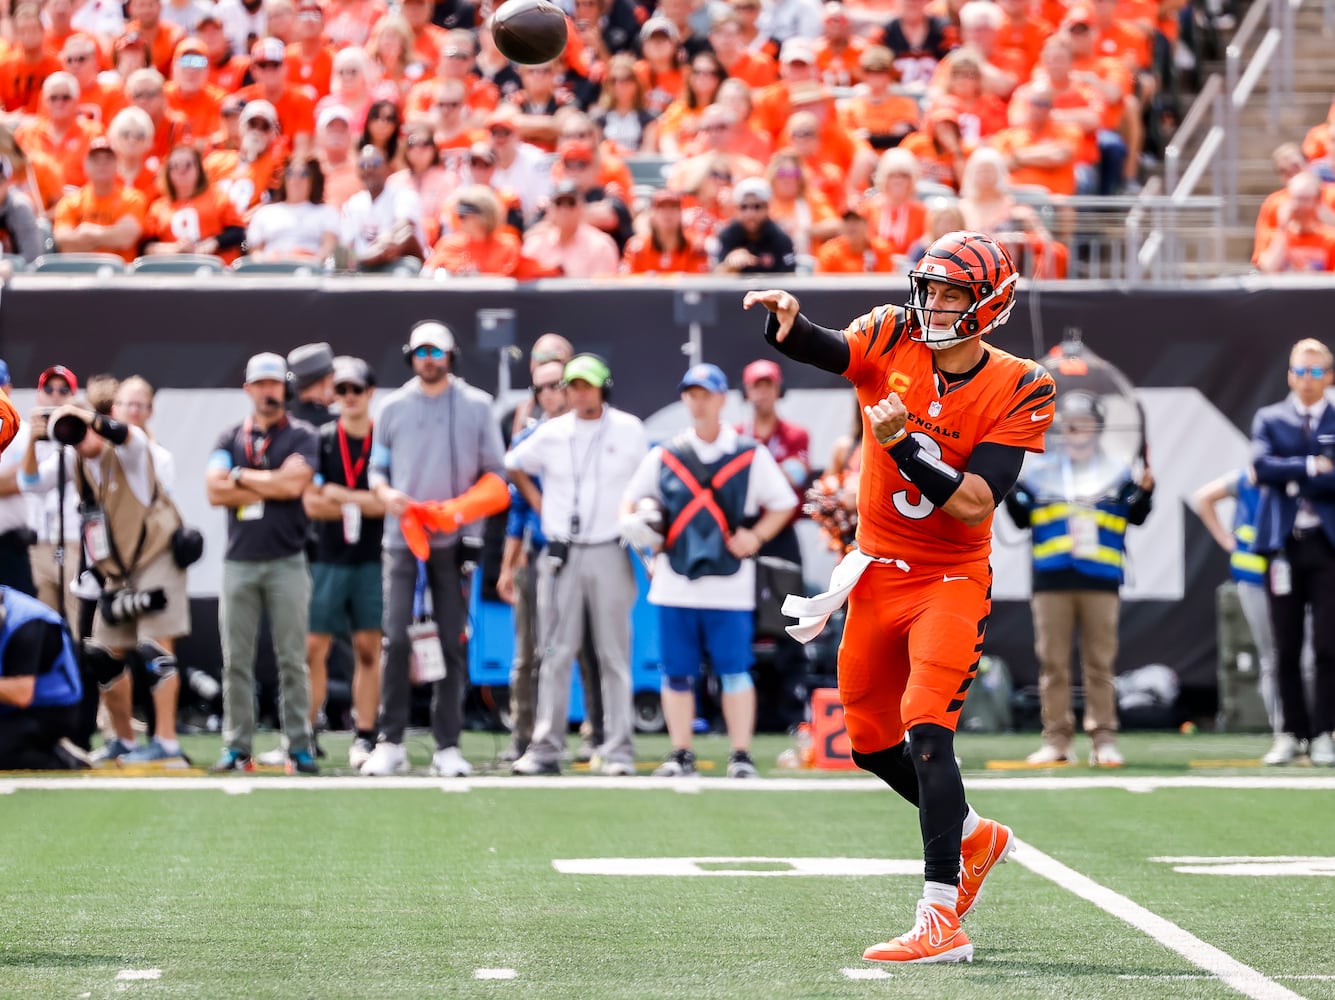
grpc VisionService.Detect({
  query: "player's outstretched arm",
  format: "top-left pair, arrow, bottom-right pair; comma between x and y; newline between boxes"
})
743,289 -> 850,376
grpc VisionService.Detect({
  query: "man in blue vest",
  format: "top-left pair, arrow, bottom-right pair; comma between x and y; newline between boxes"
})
1005,390 -> 1154,767
1250,337 -> 1335,767
1193,468 -> 1287,755
0,585 -> 87,769
620,363 -> 796,777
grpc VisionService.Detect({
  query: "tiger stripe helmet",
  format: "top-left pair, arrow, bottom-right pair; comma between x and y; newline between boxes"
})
905,230 -> 1019,350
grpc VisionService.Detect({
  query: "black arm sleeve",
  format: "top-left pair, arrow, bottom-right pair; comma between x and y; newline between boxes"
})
1123,483 -> 1154,526
92,415 -> 129,445
216,226 -> 247,250
764,313 -> 851,376
968,442 -> 1028,507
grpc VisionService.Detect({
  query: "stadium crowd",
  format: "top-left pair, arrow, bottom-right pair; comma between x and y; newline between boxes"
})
1251,106 -> 1335,273
0,0 -> 1203,279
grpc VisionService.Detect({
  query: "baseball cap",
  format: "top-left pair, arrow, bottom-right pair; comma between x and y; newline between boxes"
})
241,99 -> 279,126
244,352 -> 287,384
409,321 -> 455,353
251,37 -> 286,63
779,38 -> 815,64
333,355 -> 374,389
678,363 -> 728,395
551,178 -> 580,200
286,342 -> 335,388
733,176 -> 772,204
640,16 -> 678,41
39,365 -> 79,392
563,354 -> 612,388
742,359 -> 782,387
317,104 -> 353,132
561,140 -> 595,163
0,359 -> 10,386
468,140 -> 496,165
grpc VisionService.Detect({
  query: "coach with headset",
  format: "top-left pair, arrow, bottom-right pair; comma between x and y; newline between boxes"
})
361,320 -> 507,778
505,354 -> 648,776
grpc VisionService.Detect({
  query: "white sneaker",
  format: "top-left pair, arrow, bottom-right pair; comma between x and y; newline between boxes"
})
430,746 -> 472,777
1310,733 -> 1335,767
348,737 -> 375,770
601,760 -> 636,777
1089,744 -> 1124,768
1262,733 -> 1299,766
1025,744 -> 1071,766
360,741 -> 409,776
256,746 -> 288,767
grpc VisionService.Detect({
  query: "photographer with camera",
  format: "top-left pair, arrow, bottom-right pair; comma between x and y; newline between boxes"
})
505,354 -> 648,777
206,353 -> 320,774
18,396 -> 194,765
361,321 -> 506,778
18,366 -> 85,628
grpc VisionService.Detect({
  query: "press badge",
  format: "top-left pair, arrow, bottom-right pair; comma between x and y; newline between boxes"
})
237,501 -> 265,522
408,621 -> 446,683
1070,508 -> 1101,559
81,508 -> 110,562
1270,556 -> 1292,597
342,503 -> 362,545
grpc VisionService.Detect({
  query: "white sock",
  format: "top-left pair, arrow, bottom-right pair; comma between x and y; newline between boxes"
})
157,738 -> 181,755
923,881 -> 959,910
961,805 -> 981,839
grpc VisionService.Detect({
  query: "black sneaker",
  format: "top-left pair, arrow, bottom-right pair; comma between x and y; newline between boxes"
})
652,748 -> 697,777
210,749 -> 254,773
726,750 -> 759,779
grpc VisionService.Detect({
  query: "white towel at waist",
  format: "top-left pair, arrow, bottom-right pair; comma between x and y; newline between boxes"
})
781,547 -> 910,643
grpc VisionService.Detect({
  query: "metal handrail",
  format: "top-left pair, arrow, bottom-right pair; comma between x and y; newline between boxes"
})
1165,74 -> 1223,194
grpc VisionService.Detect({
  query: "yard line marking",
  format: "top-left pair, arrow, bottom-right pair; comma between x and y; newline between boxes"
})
1119,976 -> 1335,982
1012,839 -> 1307,1000
842,968 -> 893,980
115,970 -> 161,981
1150,856 -> 1333,863
473,968 -> 517,980
2,775 -> 1334,793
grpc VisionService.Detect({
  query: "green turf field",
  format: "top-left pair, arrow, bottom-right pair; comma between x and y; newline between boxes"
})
1,732 -> 1332,1000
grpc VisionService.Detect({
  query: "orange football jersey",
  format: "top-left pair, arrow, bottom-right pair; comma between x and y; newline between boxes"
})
0,391 -> 18,454
842,305 -> 1054,567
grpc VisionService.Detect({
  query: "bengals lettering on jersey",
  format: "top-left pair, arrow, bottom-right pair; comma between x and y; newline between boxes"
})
842,305 -> 1054,567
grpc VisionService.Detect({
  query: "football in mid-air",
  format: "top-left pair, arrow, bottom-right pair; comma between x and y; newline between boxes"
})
491,0 -> 569,65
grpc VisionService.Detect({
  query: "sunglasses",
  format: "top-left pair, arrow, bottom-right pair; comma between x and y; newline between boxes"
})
64,53 -> 91,63
691,67 -> 720,76
335,383 -> 366,395
488,127 -> 514,137
1292,366 -> 1328,377
358,157 -> 386,169
285,167 -> 310,178
563,158 -> 591,170
178,53 -> 209,68
553,197 -> 579,207
406,136 -> 433,148
413,345 -> 445,359
533,381 -> 562,392
254,60 -> 283,70
738,201 -> 766,211
246,119 -> 275,130
435,100 -> 462,109
469,157 -> 493,168
43,384 -> 73,396
48,93 -> 75,102
129,90 -> 162,100
790,130 -> 817,139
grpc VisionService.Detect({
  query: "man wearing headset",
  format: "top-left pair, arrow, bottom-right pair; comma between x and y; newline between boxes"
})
362,321 -> 506,777
1004,390 -> 1154,768
505,354 -> 648,776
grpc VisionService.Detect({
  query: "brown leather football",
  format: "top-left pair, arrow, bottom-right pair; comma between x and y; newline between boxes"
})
491,0 -> 569,65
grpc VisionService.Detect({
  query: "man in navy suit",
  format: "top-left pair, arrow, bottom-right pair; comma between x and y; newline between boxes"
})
1251,338 -> 1335,766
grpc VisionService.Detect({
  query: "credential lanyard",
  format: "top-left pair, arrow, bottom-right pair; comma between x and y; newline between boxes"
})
242,416 -> 285,469
338,421 -> 373,487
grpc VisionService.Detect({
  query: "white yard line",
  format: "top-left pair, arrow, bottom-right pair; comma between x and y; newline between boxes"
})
1012,839 -> 1309,1000
1119,976 -> 1335,982
2,775 -> 1335,793
841,968 -> 893,980
114,970 -> 161,981
473,968 -> 517,980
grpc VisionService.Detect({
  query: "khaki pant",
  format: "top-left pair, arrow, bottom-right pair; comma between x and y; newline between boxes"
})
30,541 -> 82,628
1033,590 -> 1121,750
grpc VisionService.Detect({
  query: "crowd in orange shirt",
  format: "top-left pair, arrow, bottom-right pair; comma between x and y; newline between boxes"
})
1251,104 -> 1335,274
0,0 -> 1188,278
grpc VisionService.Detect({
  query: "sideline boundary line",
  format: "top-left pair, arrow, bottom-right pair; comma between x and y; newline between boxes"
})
1012,839 -> 1309,1000
1,775 -> 1334,793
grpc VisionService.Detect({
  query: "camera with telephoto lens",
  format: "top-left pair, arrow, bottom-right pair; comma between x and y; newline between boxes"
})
51,411 -> 89,446
99,587 -> 167,625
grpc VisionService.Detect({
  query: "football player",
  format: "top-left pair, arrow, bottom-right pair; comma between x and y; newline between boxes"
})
744,230 -> 1055,964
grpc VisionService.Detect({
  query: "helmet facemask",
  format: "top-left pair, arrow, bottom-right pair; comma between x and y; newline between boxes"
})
906,270 -> 1018,350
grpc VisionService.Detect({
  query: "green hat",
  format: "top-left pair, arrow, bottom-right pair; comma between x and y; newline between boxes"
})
563,354 -> 611,389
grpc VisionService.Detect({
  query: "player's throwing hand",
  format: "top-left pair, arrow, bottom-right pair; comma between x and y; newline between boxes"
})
742,289 -> 802,342
864,394 -> 908,446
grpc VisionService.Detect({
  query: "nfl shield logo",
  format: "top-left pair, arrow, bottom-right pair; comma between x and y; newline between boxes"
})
928,400 -> 942,418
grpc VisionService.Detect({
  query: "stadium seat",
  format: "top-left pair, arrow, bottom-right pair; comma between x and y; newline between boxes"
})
230,258 -> 322,276
130,254 -> 226,275
626,155 -> 675,191
2,253 -> 29,272
31,253 -> 127,276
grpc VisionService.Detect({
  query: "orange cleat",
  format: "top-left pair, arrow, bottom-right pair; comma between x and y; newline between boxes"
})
863,901 -> 973,964
957,818 -> 1014,920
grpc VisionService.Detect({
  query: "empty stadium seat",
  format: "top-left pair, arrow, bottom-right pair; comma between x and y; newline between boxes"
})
31,253 -> 126,276
230,258 -> 322,276
626,155 -> 675,190
130,254 -> 226,275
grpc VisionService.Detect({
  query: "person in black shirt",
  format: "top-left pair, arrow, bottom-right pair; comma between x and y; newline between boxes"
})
302,357 -> 386,770
286,342 -> 337,429
205,352 -> 320,774
713,177 -> 798,275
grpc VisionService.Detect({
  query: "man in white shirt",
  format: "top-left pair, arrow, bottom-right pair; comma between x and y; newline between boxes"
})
339,144 -> 425,272
506,354 -> 648,776
620,364 -> 796,778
